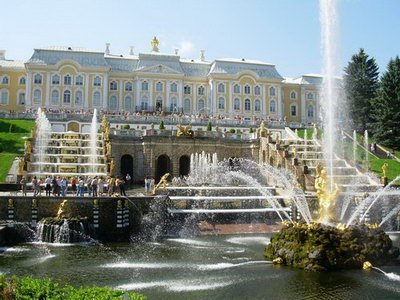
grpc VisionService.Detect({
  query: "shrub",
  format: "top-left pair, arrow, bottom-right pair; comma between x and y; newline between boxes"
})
249,127 -> 254,133
123,124 -> 130,130
229,128 -> 236,134
206,121 -> 212,131
159,120 -> 165,130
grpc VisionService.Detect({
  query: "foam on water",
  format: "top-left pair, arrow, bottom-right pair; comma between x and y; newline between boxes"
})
196,261 -> 271,271
0,247 -> 30,253
167,238 -> 213,247
226,236 -> 270,245
102,262 -> 184,269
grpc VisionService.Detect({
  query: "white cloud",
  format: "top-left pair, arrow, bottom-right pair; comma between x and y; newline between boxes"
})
177,40 -> 195,58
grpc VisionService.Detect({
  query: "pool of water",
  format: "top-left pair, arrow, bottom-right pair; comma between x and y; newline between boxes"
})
1,234 -> 400,299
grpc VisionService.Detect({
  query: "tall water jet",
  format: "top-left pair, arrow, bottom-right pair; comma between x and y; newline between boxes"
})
364,130 -> 369,170
320,0 -> 340,191
90,109 -> 98,175
353,130 -> 357,165
35,108 -> 52,176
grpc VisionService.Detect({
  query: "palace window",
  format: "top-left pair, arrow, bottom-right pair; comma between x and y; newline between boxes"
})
156,81 -> 163,92
171,82 -> 178,93
18,92 -> 25,105
170,97 -> 177,111
51,90 -> 59,105
184,98 -> 191,113
109,95 -> 118,111
254,86 -> 261,96
234,84 -> 240,94
156,96 -> 163,111
269,86 -> 276,96
269,100 -> 276,113
217,83 -> 225,93
1,76 -> 9,85
33,89 -> 41,103
244,98 -> 251,111
244,85 -> 251,95
234,98 -> 240,110
124,96 -> 132,111
198,99 -> 204,111
218,97 -> 225,110
308,105 -> 314,118
34,74 -> 42,85
52,75 -> 60,85
64,74 -> 72,85
93,91 -> 101,106
290,91 -> 297,99
125,82 -> 133,91
75,91 -> 83,106
141,81 -> 149,91
63,90 -> 71,104
93,76 -> 101,87
75,75 -> 83,86
19,77 -> 26,85
291,105 -> 297,116
183,85 -> 191,95
198,86 -> 205,95
110,81 -> 118,91
0,90 -> 8,104
254,99 -> 261,112
307,93 -> 314,100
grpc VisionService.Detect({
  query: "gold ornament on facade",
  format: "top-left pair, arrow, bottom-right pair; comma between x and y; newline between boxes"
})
151,36 -> 159,52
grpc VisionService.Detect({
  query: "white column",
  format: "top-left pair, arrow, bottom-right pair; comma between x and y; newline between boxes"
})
102,73 -> 108,110
85,74 -> 89,109
45,73 -> 51,107
301,87 -> 306,123
119,79 -> 124,111
136,80 -> 141,110
26,72 -> 32,107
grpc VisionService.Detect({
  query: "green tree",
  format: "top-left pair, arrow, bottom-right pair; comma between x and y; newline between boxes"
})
371,56 -> 400,150
206,121 -> 212,131
344,48 -> 379,131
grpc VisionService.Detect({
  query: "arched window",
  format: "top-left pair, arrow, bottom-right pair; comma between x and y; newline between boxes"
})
307,93 -> 314,100
1,76 -> 9,85
52,74 -> 60,85
244,85 -> 251,95
156,96 -> 163,111
254,86 -> 261,95
63,90 -> 71,104
19,77 -> 26,85
33,89 -> 41,103
18,92 -> 25,105
183,85 -> 191,95
198,99 -> 204,111
109,95 -> 118,111
64,74 -> 72,85
110,81 -> 117,91
93,76 -> 101,87
156,81 -> 163,92
124,95 -> 132,111
184,98 -> 191,113
217,83 -> 225,93
93,91 -> 101,106
218,97 -> 225,110
291,105 -> 297,116
198,86 -> 205,95
75,75 -> 83,86
234,84 -> 240,94
234,98 -> 240,110
290,91 -> 297,99
307,105 -> 314,118
140,96 -> 148,110
141,81 -> 148,91
171,82 -> 178,93
75,91 -> 83,106
34,74 -> 42,84
254,99 -> 261,112
269,86 -> 276,96
125,82 -> 133,91
51,90 -> 59,105
244,98 -> 251,111
0,90 -> 8,104
269,100 -> 276,113
170,97 -> 177,111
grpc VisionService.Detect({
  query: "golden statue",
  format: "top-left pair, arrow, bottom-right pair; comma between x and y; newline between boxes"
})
151,36 -> 159,52
177,123 -> 184,137
101,115 -> 108,131
110,159 -> 115,176
382,163 -> 388,178
184,124 -> 193,137
8,199 -> 13,209
18,157 -> 24,174
93,199 -> 99,208
57,200 -> 68,219
24,141 -> 31,155
104,125 -> 110,141
32,198 -> 37,209
259,121 -> 267,137
153,173 -> 170,194
315,166 -> 339,222
106,142 -> 111,156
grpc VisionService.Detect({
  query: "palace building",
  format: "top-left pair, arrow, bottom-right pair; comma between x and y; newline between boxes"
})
0,37 -> 321,123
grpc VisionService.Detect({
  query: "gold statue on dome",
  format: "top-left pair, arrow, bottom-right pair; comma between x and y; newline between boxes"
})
382,163 -> 388,178
151,36 -> 159,52
315,165 -> 339,222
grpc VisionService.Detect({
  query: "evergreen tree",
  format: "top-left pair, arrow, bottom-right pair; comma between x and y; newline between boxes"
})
372,56 -> 400,150
344,49 -> 379,131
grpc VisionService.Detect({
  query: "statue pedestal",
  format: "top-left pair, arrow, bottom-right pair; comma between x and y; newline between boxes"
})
381,177 -> 388,187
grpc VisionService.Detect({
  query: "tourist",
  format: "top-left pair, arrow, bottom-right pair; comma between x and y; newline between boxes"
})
86,177 -> 92,196
37,178 -> 42,196
20,176 -> 27,196
144,177 -> 149,193
45,176 -> 51,196
150,177 -> 155,193
56,176 -> 62,196
125,173 -> 131,188
108,176 -> 116,196
31,176 -> 38,197
97,176 -> 104,196
61,177 -> 68,197
118,176 -> 126,196
71,177 -> 77,196
52,176 -> 58,196
91,176 -> 98,197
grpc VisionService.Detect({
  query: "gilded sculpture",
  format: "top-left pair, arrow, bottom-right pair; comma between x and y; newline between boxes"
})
315,164 -> 339,222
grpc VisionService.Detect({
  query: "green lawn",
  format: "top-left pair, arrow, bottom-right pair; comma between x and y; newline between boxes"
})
0,119 -> 35,182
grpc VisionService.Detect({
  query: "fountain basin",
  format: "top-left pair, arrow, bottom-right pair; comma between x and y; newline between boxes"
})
264,223 -> 399,271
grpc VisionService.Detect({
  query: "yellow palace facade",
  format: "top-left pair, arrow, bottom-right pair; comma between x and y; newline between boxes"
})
0,38 -> 321,123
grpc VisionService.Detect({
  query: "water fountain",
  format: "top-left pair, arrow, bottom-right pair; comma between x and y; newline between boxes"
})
34,108 -> 52,176
90,109 -> 98,174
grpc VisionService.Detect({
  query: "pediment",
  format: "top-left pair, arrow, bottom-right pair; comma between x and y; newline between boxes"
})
138,64 -> 182,74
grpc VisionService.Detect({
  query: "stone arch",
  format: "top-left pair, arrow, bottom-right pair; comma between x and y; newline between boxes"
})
121,154 -> 133,181
179,155 -> 190,177
67,121 -> 79,132
156,154 -> 171,182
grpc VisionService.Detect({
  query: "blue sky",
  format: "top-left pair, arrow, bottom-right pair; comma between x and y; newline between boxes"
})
2,0 -> 399,78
